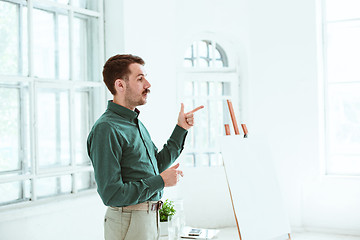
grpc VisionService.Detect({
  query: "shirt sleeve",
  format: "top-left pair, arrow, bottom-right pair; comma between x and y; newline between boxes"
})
155,125 -> 188,173
87,122 -> 164,207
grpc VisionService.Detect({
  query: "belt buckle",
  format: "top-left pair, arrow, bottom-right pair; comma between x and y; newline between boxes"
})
158,200 -> 163,210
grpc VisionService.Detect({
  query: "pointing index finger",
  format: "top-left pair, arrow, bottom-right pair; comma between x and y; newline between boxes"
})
187,105 -> 204,114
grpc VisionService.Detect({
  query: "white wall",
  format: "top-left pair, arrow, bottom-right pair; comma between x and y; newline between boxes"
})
245,0 -> 319,231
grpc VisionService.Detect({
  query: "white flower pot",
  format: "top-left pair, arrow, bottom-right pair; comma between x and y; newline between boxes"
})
160,221 -> 168,236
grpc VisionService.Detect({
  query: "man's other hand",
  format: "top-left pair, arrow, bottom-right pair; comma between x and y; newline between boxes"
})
177,103 -> 204,130
160,163 -> 184,187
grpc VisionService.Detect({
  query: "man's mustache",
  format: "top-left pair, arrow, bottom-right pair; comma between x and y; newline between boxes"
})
143,89 -> 150,94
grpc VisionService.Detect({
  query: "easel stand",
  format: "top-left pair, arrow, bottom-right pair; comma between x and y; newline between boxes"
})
223,100 -> 291,240
223,159 -> 242,240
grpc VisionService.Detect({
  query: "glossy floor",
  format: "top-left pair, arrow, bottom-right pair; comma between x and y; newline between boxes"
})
216,228 -> 360,240
160,228 -> 360,240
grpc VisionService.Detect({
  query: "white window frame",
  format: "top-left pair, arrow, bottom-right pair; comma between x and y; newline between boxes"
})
321,0 -> 360,176
0,0 -> 105,208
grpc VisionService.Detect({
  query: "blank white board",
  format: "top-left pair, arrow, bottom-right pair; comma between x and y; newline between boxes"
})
220,136 -> 291,240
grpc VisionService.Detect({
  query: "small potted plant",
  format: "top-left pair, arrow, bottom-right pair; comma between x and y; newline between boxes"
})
159,199 -> 176,236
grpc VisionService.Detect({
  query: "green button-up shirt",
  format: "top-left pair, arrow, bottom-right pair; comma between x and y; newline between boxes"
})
87,101 -> 187,207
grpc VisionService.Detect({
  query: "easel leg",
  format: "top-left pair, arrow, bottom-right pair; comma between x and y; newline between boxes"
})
223,160 -> 242,240
288,233 -> 292,240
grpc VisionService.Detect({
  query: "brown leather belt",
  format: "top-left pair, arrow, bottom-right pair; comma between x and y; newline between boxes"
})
111,201 -> 163,211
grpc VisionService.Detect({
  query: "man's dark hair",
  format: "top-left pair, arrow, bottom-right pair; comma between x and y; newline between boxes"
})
102,54 -> 145,95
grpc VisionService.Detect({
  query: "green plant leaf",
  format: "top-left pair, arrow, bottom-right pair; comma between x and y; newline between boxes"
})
159,199 -> 176,222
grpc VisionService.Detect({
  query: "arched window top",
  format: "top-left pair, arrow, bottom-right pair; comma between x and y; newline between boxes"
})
183,40 -> 228,68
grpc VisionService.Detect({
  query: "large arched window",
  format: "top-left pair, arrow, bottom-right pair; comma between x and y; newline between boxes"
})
178,39 -> 239,167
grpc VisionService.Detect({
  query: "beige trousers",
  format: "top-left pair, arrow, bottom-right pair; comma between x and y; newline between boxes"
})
104,207 -> 160,240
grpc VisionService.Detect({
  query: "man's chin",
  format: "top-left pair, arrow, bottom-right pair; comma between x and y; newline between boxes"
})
138,99 -> 147,106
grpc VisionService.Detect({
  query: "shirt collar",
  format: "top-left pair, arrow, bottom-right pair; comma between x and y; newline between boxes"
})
107,100 -> 140,122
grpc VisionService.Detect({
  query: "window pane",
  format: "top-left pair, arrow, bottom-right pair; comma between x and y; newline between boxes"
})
210,153 -> 222,166
183,60 -> 193,68
198,41 -> 208,58
0,180 -> 31,205
327,22 -> 360,83
75,90 -> 91,165
73,14 -> 100,81
193,81 -> 198,97
327,155 -> 360,175
0,87 -> 20,172
326,0 -> 360,21
37,175 -> 72,198
199,82 -> 208,97
215,60 -> 224,68
73,0 -> 98,11
73,16 -> 87,81
183,99 -> 194,149
209,82 -> 223,96
37,89 -> 70,167
195,154 -> 209,167
222,100 -> 232,134
183,98 -> 194,112
183,81 -> 193,96
208,42 -> 214,60
185,128 -> 194,150
22,6 -> 28,76
216,44 -> 228,67
0,1 -> 18,75
328,84 -> 360,156
59,14 -> 69,80
198,58 -> 208,68
76,171 -> 95,191
182,154 -> 195,167
223,82 -> 231,96
192,41 -> 198,67
194,100 -> 209,149
209,100 -> 223,148
184,47 -> 192,59
49,0 -> 69,4
33,9 -> 55,78
214,48 -> 221,59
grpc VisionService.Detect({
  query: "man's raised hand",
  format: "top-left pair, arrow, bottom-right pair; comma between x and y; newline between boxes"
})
177,103 -> 204,130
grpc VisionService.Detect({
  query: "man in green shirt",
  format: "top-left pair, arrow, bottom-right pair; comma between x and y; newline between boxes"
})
87,54 -> 203,240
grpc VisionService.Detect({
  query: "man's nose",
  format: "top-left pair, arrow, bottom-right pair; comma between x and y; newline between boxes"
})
145,78 -> 151,88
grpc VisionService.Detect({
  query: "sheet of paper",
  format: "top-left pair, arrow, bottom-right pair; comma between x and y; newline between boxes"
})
220,136 -> 291,240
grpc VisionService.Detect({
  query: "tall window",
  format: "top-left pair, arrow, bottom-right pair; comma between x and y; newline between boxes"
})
179,40 -> 239,167
0,0 -> 104,207
322,0 -> 360,175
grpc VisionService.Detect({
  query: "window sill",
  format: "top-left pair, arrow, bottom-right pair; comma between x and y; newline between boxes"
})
0,189 -> 100,222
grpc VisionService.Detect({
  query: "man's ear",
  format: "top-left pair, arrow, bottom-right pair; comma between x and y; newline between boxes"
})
114,79 -> 126,93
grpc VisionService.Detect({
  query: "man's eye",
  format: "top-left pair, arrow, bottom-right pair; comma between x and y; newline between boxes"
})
138,77 -> 143,81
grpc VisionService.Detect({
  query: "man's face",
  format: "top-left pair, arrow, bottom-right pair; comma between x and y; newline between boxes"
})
123,63 -> 151,108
